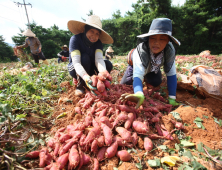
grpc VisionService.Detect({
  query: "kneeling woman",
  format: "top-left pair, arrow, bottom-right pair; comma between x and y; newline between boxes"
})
67,15 -> 113,96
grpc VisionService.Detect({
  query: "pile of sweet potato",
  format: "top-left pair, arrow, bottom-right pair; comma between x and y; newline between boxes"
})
26,84 -> 183,170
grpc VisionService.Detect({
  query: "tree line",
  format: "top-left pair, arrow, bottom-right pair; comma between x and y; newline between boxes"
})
1,0 -> 221,62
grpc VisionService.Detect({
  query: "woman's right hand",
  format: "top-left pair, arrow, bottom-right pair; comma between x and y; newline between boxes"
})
120,92 -> 145,109
83,75 -> 97,90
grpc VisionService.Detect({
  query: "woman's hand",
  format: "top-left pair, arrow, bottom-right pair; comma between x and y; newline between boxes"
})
83,75 -> 97,90
98,70 -> 112,81
120,92 -> 145,109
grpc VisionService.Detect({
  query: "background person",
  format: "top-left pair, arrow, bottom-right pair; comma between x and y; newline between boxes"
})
57,45 -> 69,63
67,15 -> 114,96
120,18 -> 181,108
105,46 -> 114,60
17,29 -> 49,66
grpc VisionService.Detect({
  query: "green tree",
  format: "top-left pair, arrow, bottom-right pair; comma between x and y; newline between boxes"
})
0,35 -> 16,63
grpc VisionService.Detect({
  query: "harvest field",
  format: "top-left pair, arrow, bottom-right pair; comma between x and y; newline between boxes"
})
0,54 -> 222,170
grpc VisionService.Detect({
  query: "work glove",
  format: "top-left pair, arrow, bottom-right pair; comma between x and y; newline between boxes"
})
120,92 -> 145,109
168,97 -> 179,106
83,74 -> 97,90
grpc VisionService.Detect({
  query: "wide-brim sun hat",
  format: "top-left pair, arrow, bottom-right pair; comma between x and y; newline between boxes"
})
106,46 -> 114,52
61,45 -> 69,50
22,29 -> 36,37
137,18 -> 180,46
68,15 -> 113,44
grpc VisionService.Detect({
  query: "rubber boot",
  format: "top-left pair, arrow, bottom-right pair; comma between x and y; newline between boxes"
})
43,60 -> 49,65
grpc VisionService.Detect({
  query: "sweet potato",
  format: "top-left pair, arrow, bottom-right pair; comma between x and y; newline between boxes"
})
92,119 -> 100,129
59,133 -> 71,143
57,153 -> 69,169
151,117 -> 159,123
75,106 -> 82,114
82,153 -> 91,165
124,113 -> 134,129
78,146 -> 84,170
85,116 -> 93,127
54,142 -> 60,157
97,146 -> 107,161
144,137 -> 153,152
25,151 -> 39,159
162,130 -> 174,140
98,72 -> 107,81
116,150 -> 131,162
131,132 -> 138,146
79,134 -> 86,147
99,107 -> 108,118
69,145 -> 79,170
101,123 -> 113,146
118,105 -> 131,112
59,139 -> 76,156
113,136 -> 126,147
84,129 -> 96,146
39,148 -> 48,168
97,136 -> 105,147
91,75 -> 98,87
50,163 -> 59,170
73,122 -> 86,131
112,112 -> 128,127
101,90 -> 108,97
155,123 -> 163,136
105,141 -> 118,158
97,79 -> 105,93
104,80 -> 111,89
91,139 -> 98,154
170,120 -> 185,130
69,130 -> 83,140
45,152 -> 53,166
132,121 -> 149,134
93,158 -> 99,170
115,127 -> 132,142
100,116 -> 112,128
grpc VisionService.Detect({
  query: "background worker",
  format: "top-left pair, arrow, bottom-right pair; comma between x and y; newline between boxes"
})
17,29 -> 49,66
57,45 -> 69,63
105,46 -> 114,60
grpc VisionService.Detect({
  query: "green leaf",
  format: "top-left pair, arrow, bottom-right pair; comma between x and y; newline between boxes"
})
178,164 -> 194,170
202,115 -> 208,119
214,117 -> 222,127
180,140 -> 195,147
0,103 -> 11,116
42,88 -> 48,96
147,159 -> 161,167
135,163 -> 143,169
158,145 -> 168,150
113,168 -> 118,170
170,112 -> 182,121
194,117 -> 205,129
197,143 -> 205,153
15,113 -> 27,120
183,151 -> 193,159
191,161 -> 207,170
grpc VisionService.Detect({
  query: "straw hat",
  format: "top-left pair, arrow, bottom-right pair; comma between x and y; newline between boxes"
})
68,15 -> 113,44
137,18 -> 180,46
106,46 -> 114,52
61,45 -> 69,51
22,29 -> 36,37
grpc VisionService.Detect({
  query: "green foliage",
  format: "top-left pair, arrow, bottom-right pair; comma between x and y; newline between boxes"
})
0,35 -> 17,63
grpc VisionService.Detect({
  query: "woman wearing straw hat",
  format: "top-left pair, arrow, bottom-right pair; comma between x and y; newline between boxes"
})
105,46 -> 114,60
67,15 -> 113,96
57,45 -> 69,63
120,18 -> 181,108
17,29 -> 49,66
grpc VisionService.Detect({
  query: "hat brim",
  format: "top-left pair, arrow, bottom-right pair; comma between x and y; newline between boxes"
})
68,20 -> 113,44
137,32 -> 180,46
22,32 -> 36,37
61,46 -> 69,51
